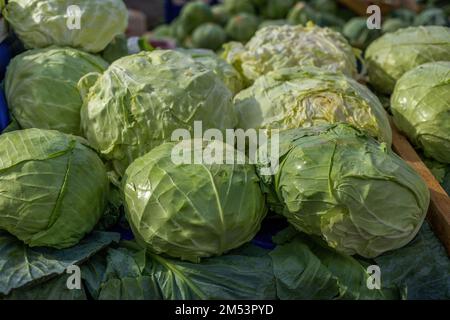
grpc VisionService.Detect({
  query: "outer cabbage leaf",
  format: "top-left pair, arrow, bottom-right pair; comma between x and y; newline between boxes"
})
80,50 -> 237,176
222,25 -> 357,83
391,62 -> 450,163
366,26 -> 450,94
123,140 -> 267,262
234,67 -> 392,145
5,47 -> 108,135
0,129 -> 109,248
270,232 -> 400,299
3,0 -> 128,53
257,124 -> 429,258
0,230 -> 119,296
176,48 -> 245,95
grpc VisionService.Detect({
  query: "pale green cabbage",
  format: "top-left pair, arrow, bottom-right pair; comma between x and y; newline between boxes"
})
222,24 -> 357,83
177,48 -> 245,95
5,47 -> 108,135
391,62 -> 450,163
3,0 -> 128,53
80,50 -> 237,176
258,124 -> 429,258
0,129 -> 109,248
123,140 -> 267,262
234,67 -> 392,145
366,26 -> 450,94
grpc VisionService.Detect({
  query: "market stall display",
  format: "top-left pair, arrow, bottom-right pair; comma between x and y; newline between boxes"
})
0,0 -> 449,301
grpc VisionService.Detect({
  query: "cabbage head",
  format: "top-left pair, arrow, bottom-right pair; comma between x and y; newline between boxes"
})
80,50 -> 237,176
123,139 -> 267,262
366,26 -> 450,94
191,23 -> 227,51
5,47 -> 108,136
234,67 -> 392,145
257,124 -> 429,258
225,13 -> 260,43
391,62 -> 450,163
177,48 -> 245,95
222,24 -> 357,83
3,0 -> 128,53
0,129 -> 109,248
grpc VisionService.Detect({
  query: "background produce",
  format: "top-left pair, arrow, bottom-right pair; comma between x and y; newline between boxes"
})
0,0 -> 449,301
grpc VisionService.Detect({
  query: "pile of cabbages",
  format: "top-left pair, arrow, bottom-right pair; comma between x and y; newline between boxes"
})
0,0 -> 449,300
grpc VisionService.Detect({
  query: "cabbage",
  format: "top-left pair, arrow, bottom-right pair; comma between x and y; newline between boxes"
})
3,0 -> 128,53
382,18 -> 409,34
257,124 -> 429,258
234,67 -> 392,145
177,48 -> 245,95
366,26 -> 450,94
178,1 -> 214,35
223,0 -> 255,15
225,13 -> 260,42
391,62 -> 450,163
211,4 -> 230,26
343,17 -> 381,49
414,8 -> 448,27
79,50 -> 237,176
191,23 -> 227,51
123,140 -> 267,262
223,25 -> 357,83
0,129 -> 109,248
261,0 -> 295,19
5,47 -> 108,136
101,34 -> 129,64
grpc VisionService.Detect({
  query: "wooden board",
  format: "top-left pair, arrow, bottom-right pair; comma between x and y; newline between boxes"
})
390,120 -> 450,255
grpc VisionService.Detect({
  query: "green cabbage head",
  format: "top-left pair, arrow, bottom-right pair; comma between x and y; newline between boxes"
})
0,129 -> 109,248
366,26 -> 450,94
234,67 -> 392,145
391,62 -> 450,163
177,48 -> 245,95
5,47 -> 108,136
123,139 -> 267,262
257,124 -> 429,258
3,0 -> 128,53
222,24 -> 357,83
80,50 -> 237,176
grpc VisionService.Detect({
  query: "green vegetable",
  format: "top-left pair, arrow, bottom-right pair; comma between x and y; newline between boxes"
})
5,47 -> 108,135
178,1 -> 214,35
391,62 -> 450,163
3,0 -> 128,53
390,8 -> 416,24
177,48 -> 245,95
257,124 -> 429,258
261,0 -> 295,19
223,24 -> 357,83
101,34 -> 128,64
343,17 -> 381,49
80,50 -> 237,176
152,24 -> 173,38
234,67 -> 392,145
309,0 -> 337,14
82,243 -> 276,300
258,19 -> 290,29
0,230 -> 118,297
366,26 -> 450,94
414,8 -> 448,26
192,23 -> 227,51
287,2 -> 316,25
0,129 -> 110,248
223,0 -> 255,15
123,140 -> 267,262
211,4 -> 230,26
382,18 -> 409,34
225,13 -> 260,42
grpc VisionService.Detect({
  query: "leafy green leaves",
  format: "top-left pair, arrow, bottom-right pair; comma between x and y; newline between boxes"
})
0,230 -> 119,296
